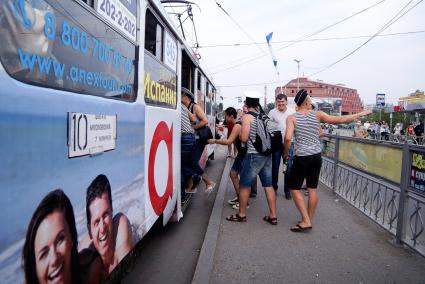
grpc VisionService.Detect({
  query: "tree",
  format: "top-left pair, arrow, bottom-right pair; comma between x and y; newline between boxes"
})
266,102 -> 275,114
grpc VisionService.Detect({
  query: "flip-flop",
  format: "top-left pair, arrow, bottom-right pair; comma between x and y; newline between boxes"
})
205,182 -> 216,194
290,224 -> 312,232
226,213 -> 247,222
263,216 -> 278,225
185,188 -> 197,194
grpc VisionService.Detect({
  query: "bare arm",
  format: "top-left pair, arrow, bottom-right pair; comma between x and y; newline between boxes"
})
283,115 -> 295,158
209,124 -> 241,145
187,110 -> 196,123
316,110 -> 372,124
319,125 -> 324,137
240,114 -> 253,143
193,104 -> 208,129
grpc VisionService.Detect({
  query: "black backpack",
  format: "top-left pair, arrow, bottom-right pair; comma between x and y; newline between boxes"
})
248,112 -> 279,155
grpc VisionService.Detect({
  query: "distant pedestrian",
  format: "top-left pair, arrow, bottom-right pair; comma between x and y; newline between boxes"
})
284,89 -> 371,232
393,123 -> 402,136
414,120 -> 424,143
353,121 -> 367,138
407,122 -> 415,136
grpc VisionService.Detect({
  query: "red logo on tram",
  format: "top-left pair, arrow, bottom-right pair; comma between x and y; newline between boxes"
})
148,121 -> 173,216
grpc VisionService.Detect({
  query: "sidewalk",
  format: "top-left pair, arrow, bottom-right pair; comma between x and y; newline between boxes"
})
194,158 -> 425,284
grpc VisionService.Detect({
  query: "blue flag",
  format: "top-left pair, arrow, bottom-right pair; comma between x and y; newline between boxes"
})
266,32 -> 278,68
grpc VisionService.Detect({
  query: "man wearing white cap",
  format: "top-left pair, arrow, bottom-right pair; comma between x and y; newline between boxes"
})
226,91 -> 277,225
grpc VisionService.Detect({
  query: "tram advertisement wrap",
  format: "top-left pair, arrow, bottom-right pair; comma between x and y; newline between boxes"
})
0,0 -> 136,100
338,140 -> 402,184
411,151 -> 425,193
144,52 -> 177,109
0,1 -> 144,283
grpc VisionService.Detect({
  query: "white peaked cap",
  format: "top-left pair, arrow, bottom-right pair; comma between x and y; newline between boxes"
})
243,91 -> 263,99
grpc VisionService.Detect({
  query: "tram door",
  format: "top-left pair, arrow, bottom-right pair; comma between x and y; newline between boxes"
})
143,8 -> 179,227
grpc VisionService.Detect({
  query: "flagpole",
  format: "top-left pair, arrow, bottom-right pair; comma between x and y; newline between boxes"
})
266,32 -> 286,98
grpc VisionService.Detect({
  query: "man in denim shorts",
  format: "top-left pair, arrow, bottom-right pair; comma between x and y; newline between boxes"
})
226,92 -> 277,225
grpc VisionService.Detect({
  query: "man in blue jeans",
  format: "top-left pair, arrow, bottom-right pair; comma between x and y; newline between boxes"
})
180,98 -> 196,202
226,92 -> 277,224
268,93 -> 294,199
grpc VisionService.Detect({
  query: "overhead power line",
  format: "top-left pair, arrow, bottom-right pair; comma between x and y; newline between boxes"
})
196,30 -> 425,48
210,0 -> 387,74
212,0 -> 267,55
218,0 -> 423,88
308,0 -> 424,77
217,80 -> 281,88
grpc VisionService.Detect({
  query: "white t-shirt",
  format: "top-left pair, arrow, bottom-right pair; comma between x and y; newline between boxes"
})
268,107 -> 294,135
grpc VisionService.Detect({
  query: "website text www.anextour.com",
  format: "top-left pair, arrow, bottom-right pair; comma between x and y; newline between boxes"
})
17,48 -> 133,94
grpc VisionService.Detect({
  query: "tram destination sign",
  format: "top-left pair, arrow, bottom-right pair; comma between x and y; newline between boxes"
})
68,113 -> 117,158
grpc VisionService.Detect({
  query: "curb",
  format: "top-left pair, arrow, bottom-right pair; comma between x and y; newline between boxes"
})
191,158 -> 232,284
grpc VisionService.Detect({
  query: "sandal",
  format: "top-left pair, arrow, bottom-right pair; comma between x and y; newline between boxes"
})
290,224 -> 312,232
205,182 -> 216,194
226,214 -> 247,222
185,188 -> 197,194
263,216 -> 278,225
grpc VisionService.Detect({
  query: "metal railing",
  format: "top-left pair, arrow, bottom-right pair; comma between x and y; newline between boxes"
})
337,129 -> 425,145
319,135 -> 425,257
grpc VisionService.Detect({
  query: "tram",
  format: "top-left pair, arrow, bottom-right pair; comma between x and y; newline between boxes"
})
0,0 -> 218,282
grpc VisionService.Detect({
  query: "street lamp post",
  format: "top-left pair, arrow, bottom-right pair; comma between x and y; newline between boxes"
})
293,59 -> 302,92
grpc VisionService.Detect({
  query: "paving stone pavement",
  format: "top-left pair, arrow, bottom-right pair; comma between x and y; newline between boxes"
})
208,175 -> 425,284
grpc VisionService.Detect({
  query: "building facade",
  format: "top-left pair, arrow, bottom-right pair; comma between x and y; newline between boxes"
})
275,77 -> 363,114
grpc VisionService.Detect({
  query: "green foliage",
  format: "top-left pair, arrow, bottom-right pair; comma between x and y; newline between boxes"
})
365,109 -> 417,128
266,102 -> 275,114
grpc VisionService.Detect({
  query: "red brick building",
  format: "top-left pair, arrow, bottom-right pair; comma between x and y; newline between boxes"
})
275,77 -> 363,114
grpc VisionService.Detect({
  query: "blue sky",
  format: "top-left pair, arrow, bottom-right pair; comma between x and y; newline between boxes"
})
167,0 -> 424,107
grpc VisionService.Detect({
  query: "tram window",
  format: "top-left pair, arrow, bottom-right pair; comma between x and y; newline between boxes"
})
206,98 -> 212,115
0,0 -> 137,101
181,51 -> 193,92
80,0 -> 95,8
206,82 -> 210,97
145,10 -> 163,60
197,72 -> 201,91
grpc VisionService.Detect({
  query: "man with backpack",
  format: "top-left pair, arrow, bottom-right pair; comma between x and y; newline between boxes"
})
226,92 -> 277,225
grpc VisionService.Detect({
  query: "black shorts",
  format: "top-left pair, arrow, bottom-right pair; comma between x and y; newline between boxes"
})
287,153 -> 322,189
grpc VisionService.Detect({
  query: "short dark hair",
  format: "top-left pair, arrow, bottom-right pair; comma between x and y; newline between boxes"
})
86,175 -> 112,224
276,93 -> 287,101
224,107 -> 237,119
294,89 -> 308,106
23,189 -> 80,284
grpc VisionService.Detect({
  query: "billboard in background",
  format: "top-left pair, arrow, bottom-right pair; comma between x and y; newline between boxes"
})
376,93 -> 385,107
338,140 -> 402,184
287,97 -> 342,115
411,151 -> 425,194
